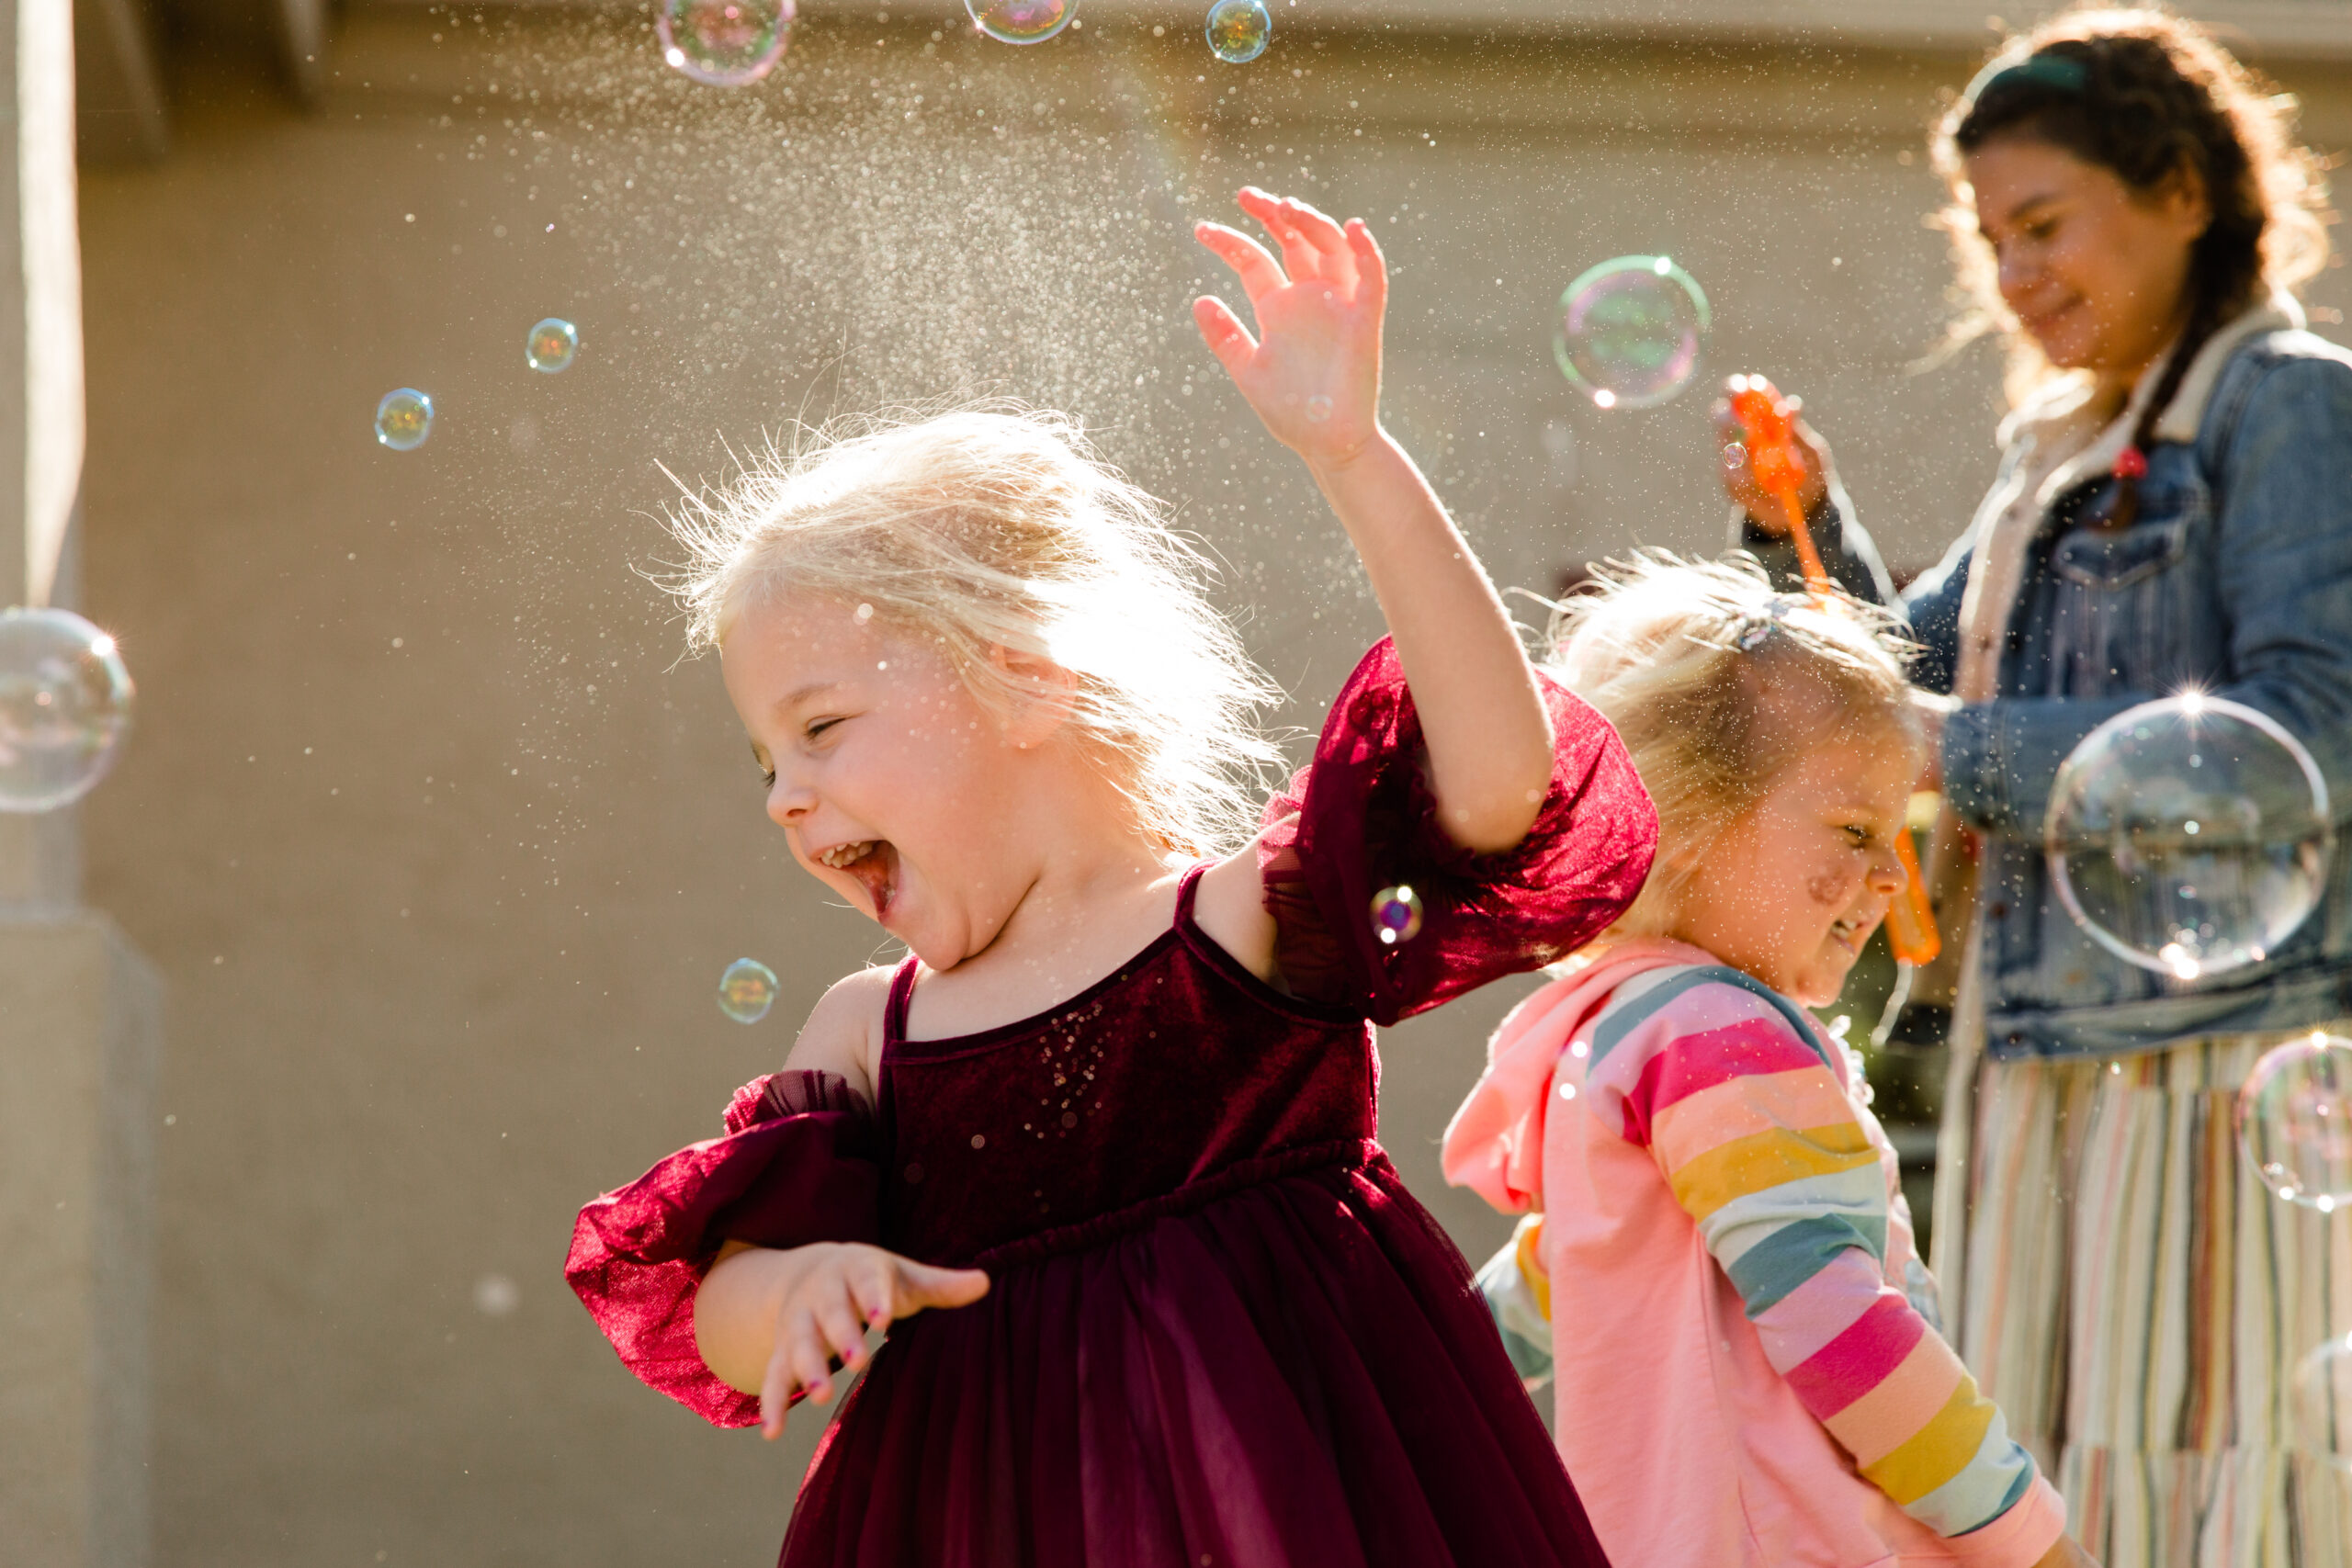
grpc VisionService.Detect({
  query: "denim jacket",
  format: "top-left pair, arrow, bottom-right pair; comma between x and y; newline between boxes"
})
1736,321 -> 2352,1058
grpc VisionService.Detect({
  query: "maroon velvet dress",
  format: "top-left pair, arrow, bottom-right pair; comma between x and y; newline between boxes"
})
568,640 -> 1657,1568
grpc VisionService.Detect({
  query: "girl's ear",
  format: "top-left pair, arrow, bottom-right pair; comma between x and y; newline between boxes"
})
988,644 -> 1080,750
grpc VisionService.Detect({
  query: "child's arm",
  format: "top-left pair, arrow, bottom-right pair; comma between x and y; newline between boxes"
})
1582,977 -> 2073,1566
1194,188 -> 1553,854
693,971 -> 989,1438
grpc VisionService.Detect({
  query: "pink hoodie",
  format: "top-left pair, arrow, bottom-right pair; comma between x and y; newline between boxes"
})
1443,939 -> 2065,1568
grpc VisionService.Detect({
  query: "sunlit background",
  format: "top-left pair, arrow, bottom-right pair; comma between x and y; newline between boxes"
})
14,0 -> 2352,1562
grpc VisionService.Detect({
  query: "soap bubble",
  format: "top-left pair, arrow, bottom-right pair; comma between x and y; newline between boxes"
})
526,318 -> 578,374
658,0 -> 793,85
375,389 -> 433,451
2292,1334 -> 2352,1465
967,0 -> 1072,45
1205,0 -> 1270,62
2237,1032 -> 2352,1211
1552,255 -> 1711,410
718,957 -> 780,1023
2046,694 -> 2331,979
0,607 -> 135,814
473,1273 -> 520,1317
1371,886 -> 1424,946
1306,395 -> 1332,423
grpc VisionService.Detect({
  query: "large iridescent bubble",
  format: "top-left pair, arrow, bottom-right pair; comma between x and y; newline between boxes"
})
0,607 -> 135,813
2046,694 -> 2331,980
1552,255 -> 1710,410
967,0 -> 1072,45
659,0 -> 794,85
2237,1032 -> 2352,1212
1204,0 -> 1270,63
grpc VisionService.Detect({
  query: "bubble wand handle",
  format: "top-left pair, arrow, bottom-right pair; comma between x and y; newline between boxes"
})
1886,829 -> 1943,966
1727,376 -> 1832,595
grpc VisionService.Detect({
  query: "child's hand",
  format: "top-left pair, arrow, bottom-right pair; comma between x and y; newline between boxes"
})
1193,187 -> 1385,468
748,1241 -> 989,1438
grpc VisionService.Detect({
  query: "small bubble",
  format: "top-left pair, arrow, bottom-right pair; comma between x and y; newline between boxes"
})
717,957 -> 779,1023
967,0 -> 1071,44
2238,1034 -> 2352,1212
1370,886 -> 1424,946
525,317 -> 578,373
854,603 -> 875,623
1553,256 -> 1710,410
1305,394 -> 1332,423
0,609 -> 135,813
375,389 -> 434,451
1204,0 -> 1268,62
659,0 -> 794,83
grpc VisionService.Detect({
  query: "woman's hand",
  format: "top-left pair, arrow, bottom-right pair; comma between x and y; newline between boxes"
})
1193,187 -> 1385,471
1713,377 -> 1832,533
697,1240 -> 989,1438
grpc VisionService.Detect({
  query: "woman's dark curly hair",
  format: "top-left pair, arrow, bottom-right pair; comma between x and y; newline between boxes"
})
1930,6 -> 2334,424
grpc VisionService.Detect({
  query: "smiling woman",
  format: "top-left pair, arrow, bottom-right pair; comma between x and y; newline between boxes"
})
1709,10 -> 2352,1564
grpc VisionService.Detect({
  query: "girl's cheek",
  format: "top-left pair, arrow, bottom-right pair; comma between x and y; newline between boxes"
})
1804,861 -> 1862,908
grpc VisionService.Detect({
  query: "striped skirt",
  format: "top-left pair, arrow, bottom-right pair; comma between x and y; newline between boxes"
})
1937,1022 -> 2352,1568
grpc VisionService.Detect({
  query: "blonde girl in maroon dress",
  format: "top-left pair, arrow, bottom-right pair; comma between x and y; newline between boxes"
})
566,187 -> 1657,1567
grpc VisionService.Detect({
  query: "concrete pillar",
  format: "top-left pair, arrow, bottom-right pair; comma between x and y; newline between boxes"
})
0,1 -> 162,1564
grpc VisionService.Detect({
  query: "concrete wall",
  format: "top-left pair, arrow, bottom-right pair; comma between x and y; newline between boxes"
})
74,11 -> 2352,1563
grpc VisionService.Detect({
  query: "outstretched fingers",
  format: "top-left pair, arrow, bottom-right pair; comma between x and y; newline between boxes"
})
1280,196 -> 1361,294
1194,219 -> 1286,301
1235,187 -> 1328,288
1193,295 -> 1258,378
1345,218 -> 1386,314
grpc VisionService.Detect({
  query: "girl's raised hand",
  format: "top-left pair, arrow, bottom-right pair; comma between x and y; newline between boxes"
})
1193,187 -> 1385,467
753,1241 -> 989,1438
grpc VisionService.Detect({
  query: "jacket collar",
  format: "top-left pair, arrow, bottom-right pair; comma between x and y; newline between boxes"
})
1999,291 -> 2305,513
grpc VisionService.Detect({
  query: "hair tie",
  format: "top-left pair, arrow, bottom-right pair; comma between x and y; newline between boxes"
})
1961,51 -> 2089,110
1733,593 -> 1799,651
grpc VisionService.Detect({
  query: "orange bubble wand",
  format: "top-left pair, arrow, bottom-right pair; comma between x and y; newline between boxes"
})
1728,372 -> 1942,965
1726,374 -> 1832,596
1886,830 -> 1942,966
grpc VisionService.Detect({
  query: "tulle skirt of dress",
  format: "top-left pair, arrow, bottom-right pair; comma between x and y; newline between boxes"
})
782,1149 -> 1607,1568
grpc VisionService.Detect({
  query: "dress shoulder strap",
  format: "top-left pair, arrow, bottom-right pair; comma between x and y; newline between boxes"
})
883,953 -> 922,1046
1173,860 -> 1215,930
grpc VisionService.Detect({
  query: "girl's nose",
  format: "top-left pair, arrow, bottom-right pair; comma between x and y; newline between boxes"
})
768,774 -> 817,828
1867,847 -> 1906,897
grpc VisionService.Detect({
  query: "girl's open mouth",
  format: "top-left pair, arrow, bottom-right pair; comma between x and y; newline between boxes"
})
815,839 -> 899,919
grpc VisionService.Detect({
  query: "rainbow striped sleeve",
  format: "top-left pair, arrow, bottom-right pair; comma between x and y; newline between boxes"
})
1473,1214 -> 1554,1390
1581,965 -> 2043,1540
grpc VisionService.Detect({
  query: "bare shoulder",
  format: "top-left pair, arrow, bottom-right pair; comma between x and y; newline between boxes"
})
1188,838 -> 1278,982
785,965 -> 896,1100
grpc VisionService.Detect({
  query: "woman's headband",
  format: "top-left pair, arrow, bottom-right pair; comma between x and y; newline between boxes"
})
1960,51 -> 2090,112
